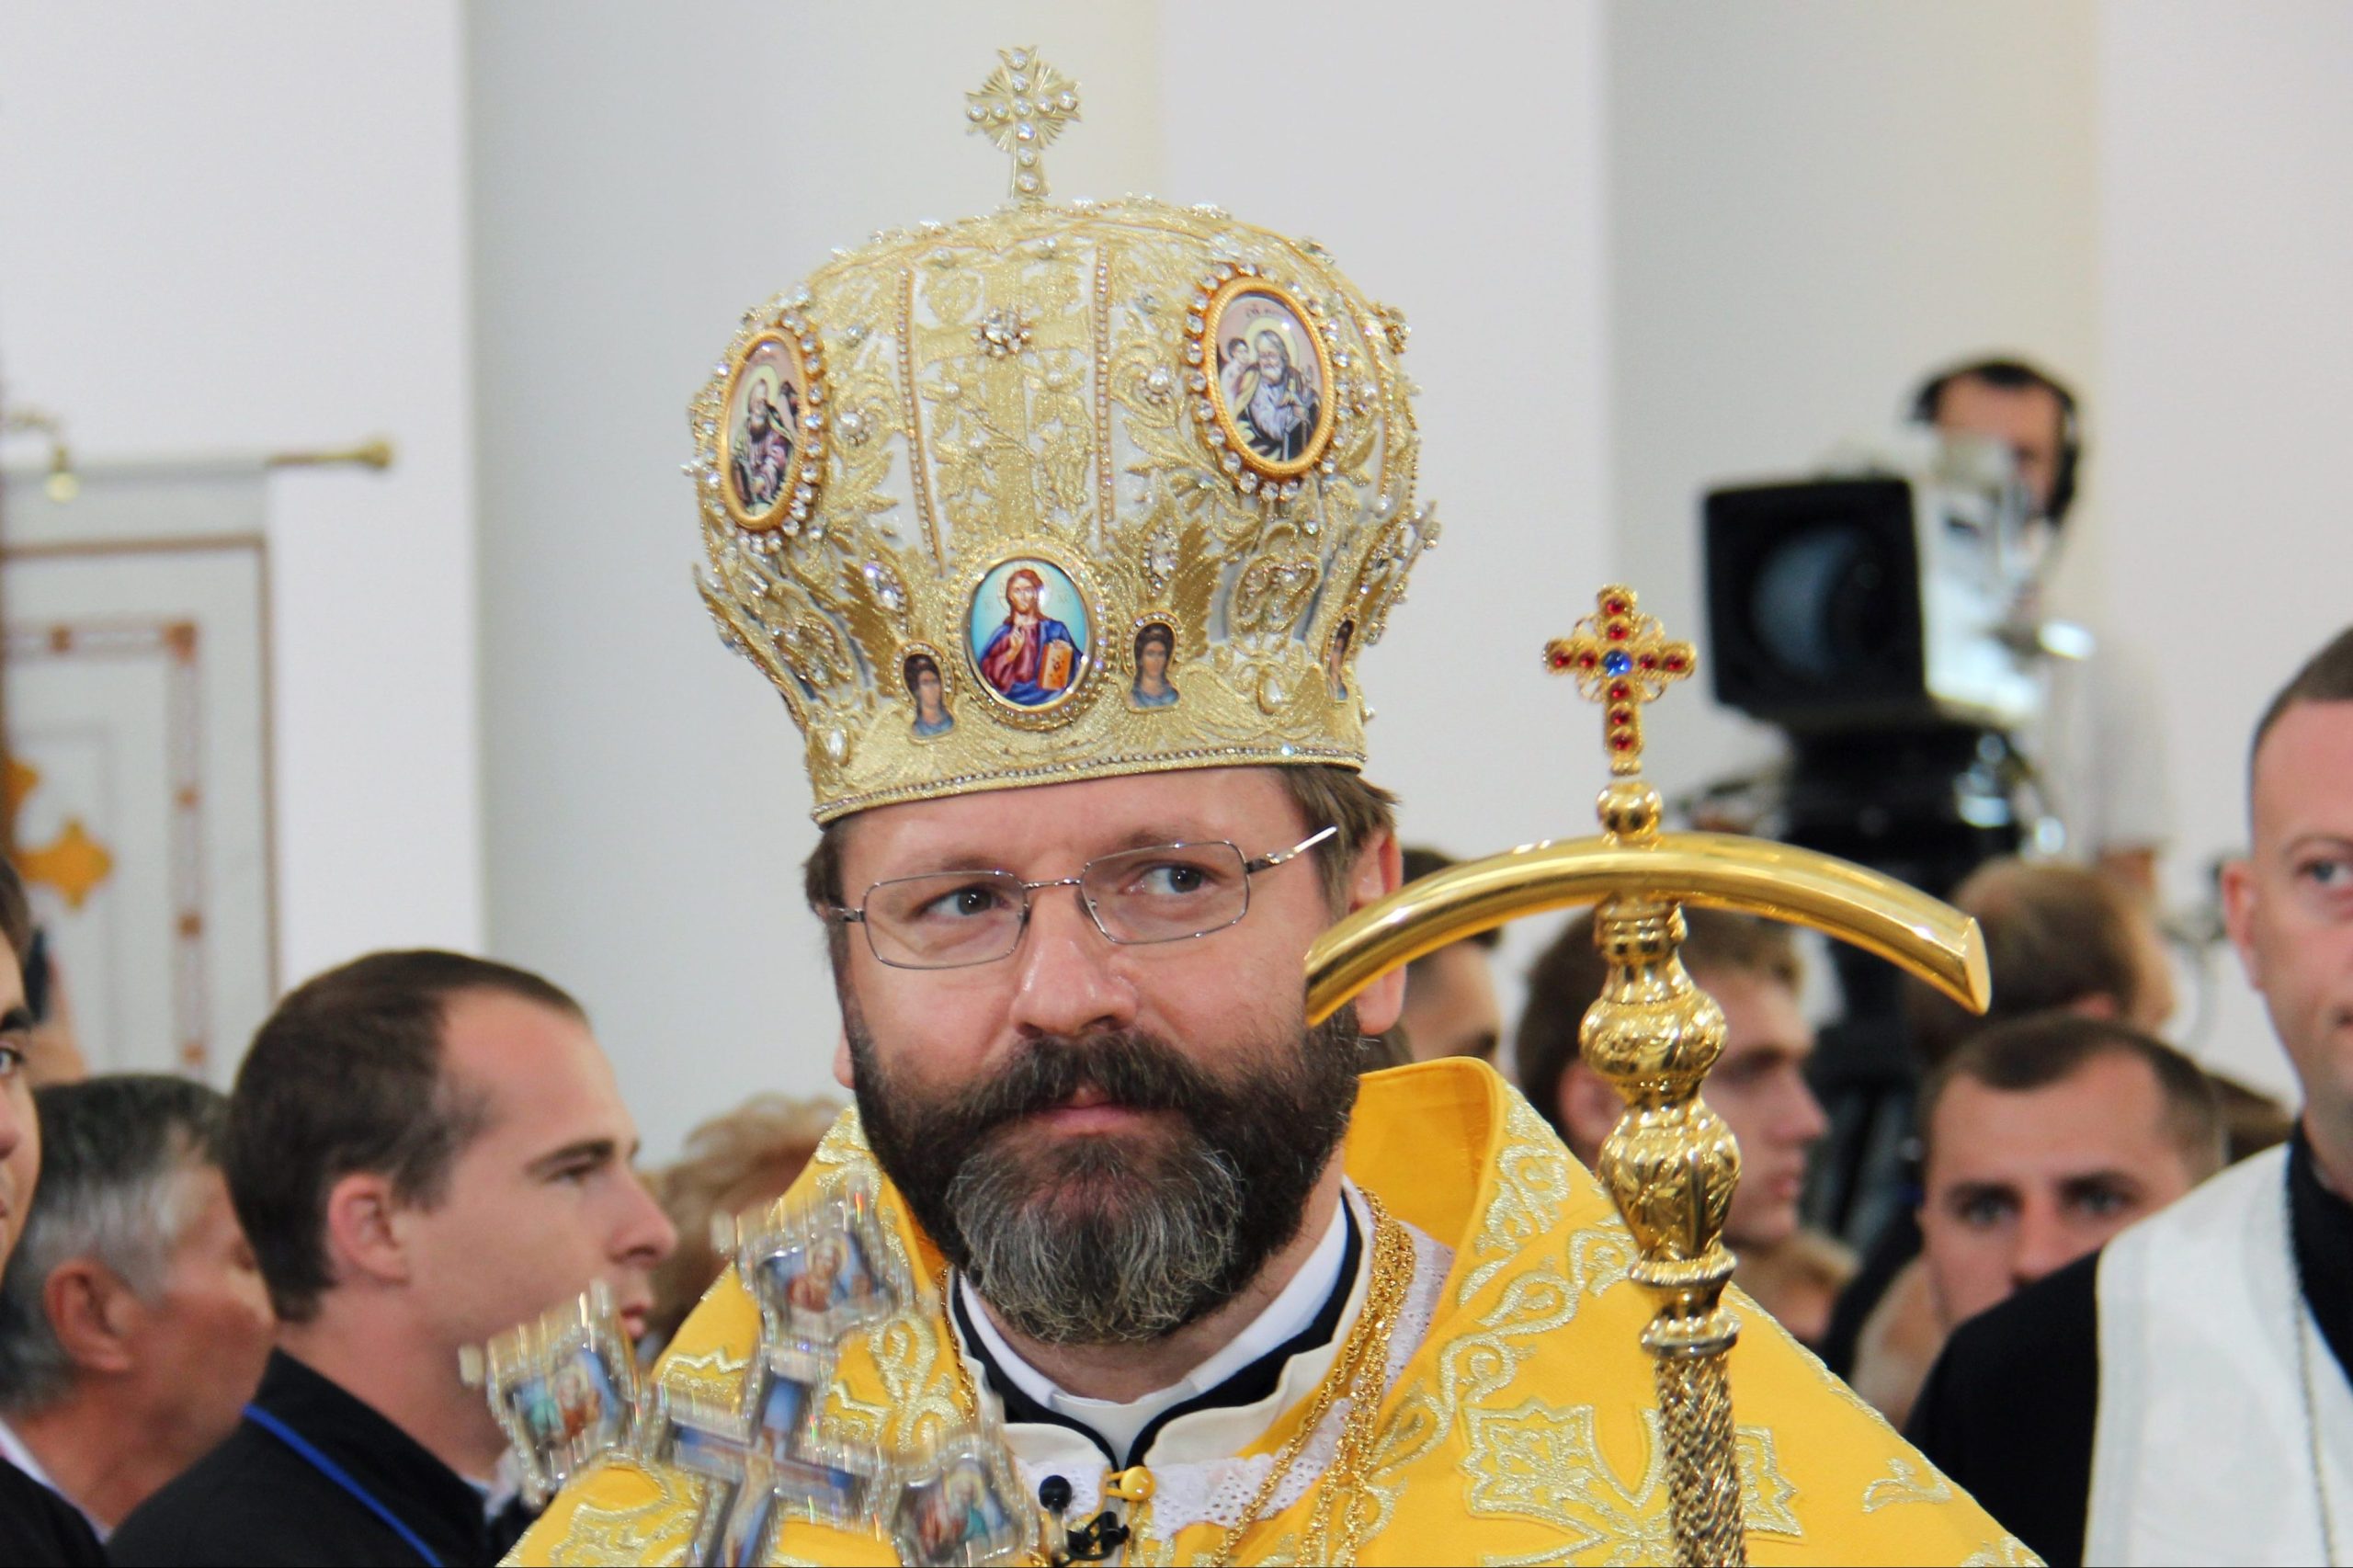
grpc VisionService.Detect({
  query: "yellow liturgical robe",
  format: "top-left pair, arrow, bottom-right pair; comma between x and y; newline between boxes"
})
513,1059 -> 2030,1565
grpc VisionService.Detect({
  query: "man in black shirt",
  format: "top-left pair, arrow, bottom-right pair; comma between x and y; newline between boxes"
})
112,951 -> 676,1565
1910,624 -> 2353,1566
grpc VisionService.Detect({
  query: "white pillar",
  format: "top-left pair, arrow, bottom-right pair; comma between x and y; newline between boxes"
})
469,3 -> 1166,1152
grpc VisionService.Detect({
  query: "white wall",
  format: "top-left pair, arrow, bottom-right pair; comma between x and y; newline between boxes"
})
0,4 -> 483,984
1157,1 -> 1614,1055
1605,0 -> 2105,803
2098,1 -> 2353,1095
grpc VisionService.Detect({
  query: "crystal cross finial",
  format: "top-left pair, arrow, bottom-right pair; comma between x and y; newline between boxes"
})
964,46 -> 1081,203
1543,585 -> 1696,777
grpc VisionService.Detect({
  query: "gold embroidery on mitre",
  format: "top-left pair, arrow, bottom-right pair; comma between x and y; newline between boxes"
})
688,60 -> 1435,822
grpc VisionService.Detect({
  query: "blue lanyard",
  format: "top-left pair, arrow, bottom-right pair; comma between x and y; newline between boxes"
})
242,1403 -> 445,1568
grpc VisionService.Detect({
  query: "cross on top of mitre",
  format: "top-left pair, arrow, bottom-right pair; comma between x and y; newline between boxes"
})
1544,585 -> 1696,777
964,46 -> 1082,202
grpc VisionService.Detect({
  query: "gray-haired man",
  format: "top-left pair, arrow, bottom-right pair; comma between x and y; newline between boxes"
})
0,1075 -> 274,1537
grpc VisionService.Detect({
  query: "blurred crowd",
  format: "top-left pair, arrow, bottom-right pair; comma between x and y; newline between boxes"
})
0,356 -> 2341,1567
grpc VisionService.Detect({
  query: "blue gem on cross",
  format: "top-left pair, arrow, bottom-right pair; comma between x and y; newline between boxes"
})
1602,650 -> 1634,676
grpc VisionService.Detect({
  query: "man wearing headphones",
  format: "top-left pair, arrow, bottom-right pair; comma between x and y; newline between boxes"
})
1915,358 -> 2170,901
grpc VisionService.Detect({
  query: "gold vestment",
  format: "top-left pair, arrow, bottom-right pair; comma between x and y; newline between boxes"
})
514,1058 -> 2026,1565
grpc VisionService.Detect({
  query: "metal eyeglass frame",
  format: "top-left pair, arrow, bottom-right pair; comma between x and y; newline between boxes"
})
828,824 -> 1338,970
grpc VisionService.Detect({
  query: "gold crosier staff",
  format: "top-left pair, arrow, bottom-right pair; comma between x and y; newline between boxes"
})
1304,585 -> 1991,1568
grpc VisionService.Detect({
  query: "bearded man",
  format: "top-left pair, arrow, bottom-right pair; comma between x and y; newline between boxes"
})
517,57 -> 2018,1565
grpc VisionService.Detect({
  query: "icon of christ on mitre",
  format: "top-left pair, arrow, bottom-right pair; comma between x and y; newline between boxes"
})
510,46 -> 2027,1568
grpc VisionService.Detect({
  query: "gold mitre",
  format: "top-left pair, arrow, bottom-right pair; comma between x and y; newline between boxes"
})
689,47 -> 1435,823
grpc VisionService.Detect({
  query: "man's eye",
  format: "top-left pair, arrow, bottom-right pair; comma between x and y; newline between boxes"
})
0,1042 -> 25,1080
2072,1185 -> 2132,1219
1955,1193 -> 2014,1228
1132,862 -> 1211,896
2300,856 -> 2352,890
918,884 -> 1011,920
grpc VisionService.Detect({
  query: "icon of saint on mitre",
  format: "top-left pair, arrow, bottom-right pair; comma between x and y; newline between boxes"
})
1130,619 -> 1180,710
967,559 -> 1090,709
726,351 -> 797,507
902,651 -> 955,739
719,328 -> 821,531
1205,282 -> 1332,473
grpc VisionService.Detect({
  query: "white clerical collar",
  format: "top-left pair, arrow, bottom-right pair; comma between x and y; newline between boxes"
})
956,1180 -> 1362,1466
0,1416 -> 108,1540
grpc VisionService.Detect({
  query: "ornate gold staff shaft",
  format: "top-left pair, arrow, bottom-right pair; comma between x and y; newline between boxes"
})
1304,587 -> 1989,1568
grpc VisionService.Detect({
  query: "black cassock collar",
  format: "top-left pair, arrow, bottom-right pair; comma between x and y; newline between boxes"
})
951,1200 -> 1362,1472
2289,1128 -> 2353,1385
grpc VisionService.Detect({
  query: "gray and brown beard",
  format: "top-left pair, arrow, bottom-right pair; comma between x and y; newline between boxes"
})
847,1001 -> 1362,1347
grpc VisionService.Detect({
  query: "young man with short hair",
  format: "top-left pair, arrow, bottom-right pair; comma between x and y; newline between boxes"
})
1823,855 -> 2184,1374
1916,1016 -> 2222,1333
1522,909 -> 1828,1253
113,950 -> 675,1566
0,1075 -> 274,1537
1849,1016 -> 2222,1426
1519,909 -> 1837,1334
1911,624 -> 2353,1565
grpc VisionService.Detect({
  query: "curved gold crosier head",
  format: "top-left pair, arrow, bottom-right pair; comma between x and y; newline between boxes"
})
1308,580 -> 1988,1568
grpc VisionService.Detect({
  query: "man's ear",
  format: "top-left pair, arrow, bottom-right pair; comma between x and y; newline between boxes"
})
1341,829 -> 1407,1035
2220,857 -> 2262,988
41,1259 -> 140,1376
833,1027 -> 855,1091
320,1171 -> 413,1291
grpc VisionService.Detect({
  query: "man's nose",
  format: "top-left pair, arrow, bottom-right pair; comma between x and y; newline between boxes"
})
1776,1074 -> 1830,1150
1005,884 -> 1136,1040
614,1167 -> 678,1267
2010,1200 -> 2080,1289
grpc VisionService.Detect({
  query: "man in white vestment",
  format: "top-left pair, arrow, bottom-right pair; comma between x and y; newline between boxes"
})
1911,621 -> 2353,1566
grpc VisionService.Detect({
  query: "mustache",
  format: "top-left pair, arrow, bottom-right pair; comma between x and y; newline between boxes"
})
940,1030 -> 1234,1139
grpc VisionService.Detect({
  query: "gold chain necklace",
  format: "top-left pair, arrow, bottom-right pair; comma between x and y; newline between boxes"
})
1210,1189 -> 1412,1566
938,1190 -> 1414,1567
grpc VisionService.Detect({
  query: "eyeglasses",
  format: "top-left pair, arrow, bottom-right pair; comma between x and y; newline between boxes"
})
828,825 -> 1338,971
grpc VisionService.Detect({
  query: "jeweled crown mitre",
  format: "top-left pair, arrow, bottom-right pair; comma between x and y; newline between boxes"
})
690,48 -> 1436,823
